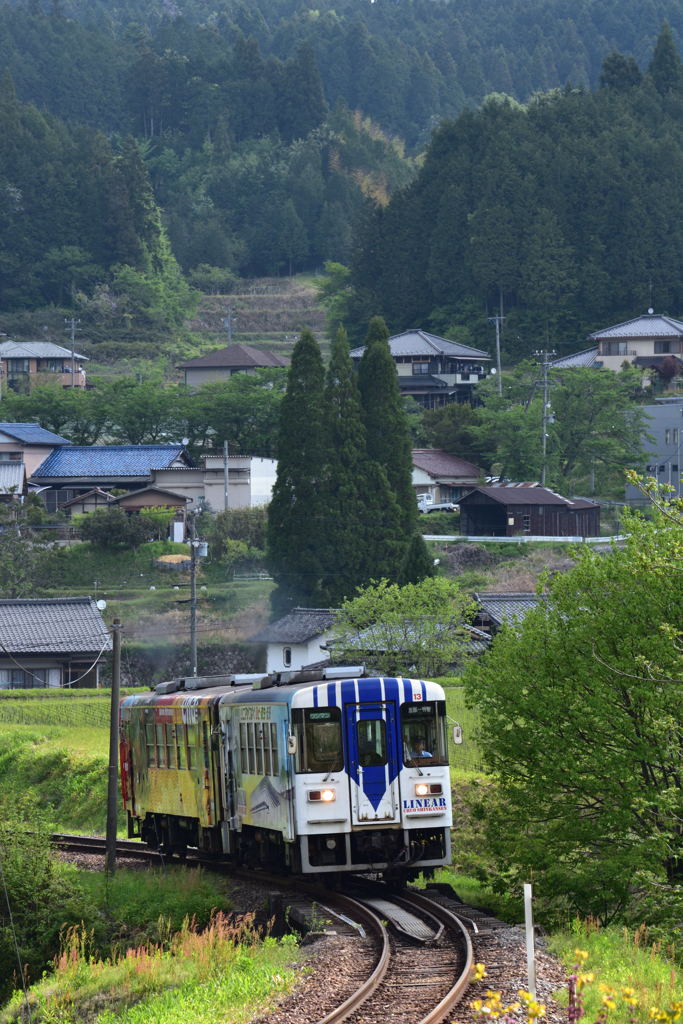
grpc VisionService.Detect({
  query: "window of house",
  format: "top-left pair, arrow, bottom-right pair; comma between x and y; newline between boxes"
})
522,514 -> 531,532
655,341 -> 672,354
283,646 -> 292,668
665,428 -> 679,445
412,361 -> 430,375
604,341 -> 628,356
0,452 -> 22,462
7,359 -> 30,372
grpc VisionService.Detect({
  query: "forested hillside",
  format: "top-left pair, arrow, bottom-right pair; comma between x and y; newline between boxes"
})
346,31 -> 683,356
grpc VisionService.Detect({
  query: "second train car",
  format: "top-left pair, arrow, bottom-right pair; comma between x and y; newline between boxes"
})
120,667 -> 453,882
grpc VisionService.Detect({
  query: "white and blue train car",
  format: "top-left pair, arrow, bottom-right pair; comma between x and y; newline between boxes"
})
121,668 -> 453,882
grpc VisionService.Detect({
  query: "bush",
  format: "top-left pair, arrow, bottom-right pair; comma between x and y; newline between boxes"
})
76,507 -> 158,549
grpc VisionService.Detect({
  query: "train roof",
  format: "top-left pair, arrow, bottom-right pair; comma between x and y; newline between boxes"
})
120,668 -> 446,710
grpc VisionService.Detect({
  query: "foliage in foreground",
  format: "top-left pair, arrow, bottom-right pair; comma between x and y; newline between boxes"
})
464,487 -> 683,925
3,913 -> 299,1024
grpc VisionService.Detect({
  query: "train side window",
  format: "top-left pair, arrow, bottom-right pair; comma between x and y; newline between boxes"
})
166,724 -> 177,769
270,723 -> 279,776
292,708 -> 342,773
240,722 -> 248,774
177,724 -> 187,769
202,721 -> 210,770
186,724 -> 196,769
401,701 -> 448,766
255,723 -> 265,775
156,723 -> 167,768
145,721 -> 156,767
248,722 -> 257,774
262,723 -> 271,776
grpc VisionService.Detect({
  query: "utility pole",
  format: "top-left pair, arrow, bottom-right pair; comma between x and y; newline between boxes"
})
105,619 -> 122,877
223,439 -> 229,512
64,317 -> 80,388
535,349 -> 556,487
222,308 -> 237,345
487,304 -> 504,395
189,513 -> 198,677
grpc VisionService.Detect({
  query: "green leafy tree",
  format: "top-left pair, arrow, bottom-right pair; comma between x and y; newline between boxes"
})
267,329 -> 327,615
465,494 -> 683,922
77,506 -> 153,549
329,576 -> 475,677
0,502 -> 49,597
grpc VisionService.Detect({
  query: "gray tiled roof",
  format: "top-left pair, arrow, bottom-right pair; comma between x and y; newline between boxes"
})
178,344 -> 289,369
0,423 -> 72,445
350,330 -> 490,361
412,449 -> 482,479
0,463 -> 24,494
0,340 -> 88,360
550,347 -> 600,369
475,592 -> 541,627
0,598 -> 112,654
249,608 -> 336,644
589,314 -> 683,340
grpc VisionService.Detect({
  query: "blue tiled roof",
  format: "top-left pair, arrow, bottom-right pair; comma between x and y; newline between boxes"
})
0,422 -> 72,445
32,445 -> 186,479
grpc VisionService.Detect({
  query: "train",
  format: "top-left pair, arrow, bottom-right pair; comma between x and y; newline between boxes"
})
119,666 -> 453,883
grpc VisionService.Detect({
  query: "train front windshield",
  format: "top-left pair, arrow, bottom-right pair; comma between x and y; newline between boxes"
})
401,701 -> 448,766
293,708 -> 343,773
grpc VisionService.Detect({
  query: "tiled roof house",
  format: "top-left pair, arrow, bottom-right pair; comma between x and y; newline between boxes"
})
249,608 -> 336,673
178,344 -> 289,388
0,597 -> 112,688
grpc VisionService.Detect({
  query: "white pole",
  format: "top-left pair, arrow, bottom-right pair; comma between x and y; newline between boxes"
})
524,883 -> 536,997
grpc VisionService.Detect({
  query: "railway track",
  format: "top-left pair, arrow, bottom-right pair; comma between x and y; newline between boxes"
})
53,834 -> 474,1023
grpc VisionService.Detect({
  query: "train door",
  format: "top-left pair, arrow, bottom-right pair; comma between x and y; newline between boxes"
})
344,702 -> 401,824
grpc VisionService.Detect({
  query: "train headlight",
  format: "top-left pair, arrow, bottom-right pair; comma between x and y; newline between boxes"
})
308,788 -> 336,803
415,783 -> 430,797
415,782 -> 443,797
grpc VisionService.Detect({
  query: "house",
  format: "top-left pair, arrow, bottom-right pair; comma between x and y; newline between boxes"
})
249,608 -> 336,673
553,312 -> 683,382
0,422 -> 72,476
151,455 -> 278,511
61,488 -> 114,517
0,597 -> 112,688
30,445 -> 191,512
349,330 -> 490,408
412,449 -> 482,505
473,592 -> 541,635
177,343 -> 289,389
625,396 -> 683,502
459,486 -> 601,537
0,340 -> 88,391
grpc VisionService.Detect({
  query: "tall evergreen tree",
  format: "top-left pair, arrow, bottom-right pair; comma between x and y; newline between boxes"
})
358,316 -> 419,535
267,329 -> 327,616
318,326 -> 404,605
648,23 -> 683,96
357,315 -> 432,584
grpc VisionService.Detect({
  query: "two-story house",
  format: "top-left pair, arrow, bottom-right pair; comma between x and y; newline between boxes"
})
0,340 -> 88,391
349,330 -> 490,408
553,312 -> 683,381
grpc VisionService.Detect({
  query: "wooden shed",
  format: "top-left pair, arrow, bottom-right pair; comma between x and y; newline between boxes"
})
458,486 -> 600,538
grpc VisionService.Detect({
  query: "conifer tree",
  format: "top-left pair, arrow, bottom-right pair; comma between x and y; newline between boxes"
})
400,532 -> 436,585
357,315 -> 432,585
358,316 -> 419,536
267,329 -> 326,616
648,23 -> 683,95
318,326 -> 404,605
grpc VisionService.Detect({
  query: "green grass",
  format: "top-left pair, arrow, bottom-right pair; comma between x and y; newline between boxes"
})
549,924 -> 683,1022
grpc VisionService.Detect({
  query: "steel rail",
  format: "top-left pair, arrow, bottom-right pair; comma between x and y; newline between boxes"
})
400,888 -> 474,1024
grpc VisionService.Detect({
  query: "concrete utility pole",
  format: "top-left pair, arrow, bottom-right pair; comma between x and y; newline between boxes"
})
535,349 -> 556,487
222,308 -> 237,345
64,317 -> 80,388
105,619 -> 122,876
223,439 -> 229,512
189,513 -> 198,677
487,307 -> 505,395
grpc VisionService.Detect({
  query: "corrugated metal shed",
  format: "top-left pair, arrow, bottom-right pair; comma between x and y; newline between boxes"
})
250,608 -> 336,644
0,423 -> 72,445
0,597 -> 112,654
32,445 -> 186,480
